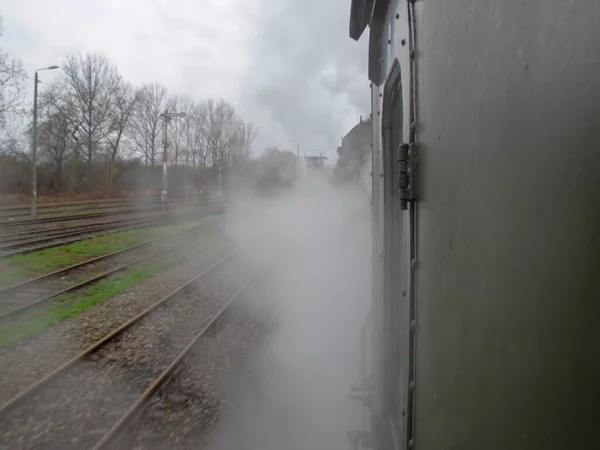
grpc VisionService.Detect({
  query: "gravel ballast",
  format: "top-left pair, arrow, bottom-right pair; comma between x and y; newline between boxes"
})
0,230 -> 237,406
115,277 -> 273,450
0,248 -> 255,449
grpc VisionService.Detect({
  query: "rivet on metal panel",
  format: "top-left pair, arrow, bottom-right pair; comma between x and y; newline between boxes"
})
410,49 -> 416,60
411,259 -> 418,269
388,39 -> 391,44
409,381 -> 415,392
410,121 -> 417,135
380,173 -> 383,177
377,110 -> 381,116
379,93 -> 383,98
408,439 -> 415,449
401,39 -> 406,46
395,13 -> 400,19
402,290 -> 407,297
410,320 -> 416,331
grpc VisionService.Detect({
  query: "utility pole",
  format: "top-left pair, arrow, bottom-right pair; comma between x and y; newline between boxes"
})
31,72 -> 39,218
185,118 -> 190,205
31,65 -> 58,217
159,110 -> 186,211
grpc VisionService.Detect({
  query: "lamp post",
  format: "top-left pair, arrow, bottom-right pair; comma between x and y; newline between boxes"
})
31,65 -> 59,217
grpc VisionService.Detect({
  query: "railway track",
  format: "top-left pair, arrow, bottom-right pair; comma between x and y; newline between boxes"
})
0,216 -> 159,243
0,248 -> 257,450
0,198 -> 221,242
0,201 -> 139,220
0,204 -> 224,258
0,208 -> 365,449
0,196 -> 201,213
0,220 -> 218,321
0,196 -> 144,212
0,204 -> 165,226
0,197 -> 218,228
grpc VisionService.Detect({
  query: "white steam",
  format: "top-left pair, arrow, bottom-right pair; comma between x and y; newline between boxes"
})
212,172 -> 371,449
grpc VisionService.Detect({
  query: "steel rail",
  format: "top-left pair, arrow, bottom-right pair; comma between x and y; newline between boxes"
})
0,220 -> 220,320
0,220 -> 216,299
0,207 -> 222,259
0,249 -> 240,416
91,272 -> 258,450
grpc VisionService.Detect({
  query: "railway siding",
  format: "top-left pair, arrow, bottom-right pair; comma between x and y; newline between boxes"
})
0,218 -> 218,288
0,250 -> 254,450
0,205 -> 223,258
0,221 -> 223,349
0,243 -> 239,406
117,282 -> 271,449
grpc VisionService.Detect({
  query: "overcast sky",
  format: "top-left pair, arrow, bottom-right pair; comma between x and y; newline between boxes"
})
2,0 -> 369,160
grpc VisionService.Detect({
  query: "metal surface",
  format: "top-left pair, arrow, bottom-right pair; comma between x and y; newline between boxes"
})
350,0 -> 600,449
413,1 -> 600,449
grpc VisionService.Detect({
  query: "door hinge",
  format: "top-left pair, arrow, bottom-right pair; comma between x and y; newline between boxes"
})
397,143 -> 418,210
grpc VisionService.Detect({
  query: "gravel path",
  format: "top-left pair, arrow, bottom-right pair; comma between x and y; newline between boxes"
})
0,229 -> 237,406
0,248 -> 255,449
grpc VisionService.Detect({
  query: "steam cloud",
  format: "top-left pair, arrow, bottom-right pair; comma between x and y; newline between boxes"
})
214,174 -> 372,449
239,0 -> 370,157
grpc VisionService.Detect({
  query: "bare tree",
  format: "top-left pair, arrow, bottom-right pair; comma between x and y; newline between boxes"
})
104,80 -> 139,187
62,53 -> 120,186
167,94 -> 195,166
229,119 -> 258,165
202,99 -> 239,170
36,80 -> 81,192
129,83 -> 169,170
0,127 -> 26,158
189,102 -> 208,169
0,15 -> 26,128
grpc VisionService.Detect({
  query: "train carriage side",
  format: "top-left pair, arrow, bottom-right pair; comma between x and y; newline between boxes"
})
349,1 -> 600,449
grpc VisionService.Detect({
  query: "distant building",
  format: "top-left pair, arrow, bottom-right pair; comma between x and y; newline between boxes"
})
335,115 -> 372,182
306,155 -> 328,172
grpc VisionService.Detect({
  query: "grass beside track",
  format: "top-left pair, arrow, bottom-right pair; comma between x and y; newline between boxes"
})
0,227 -> 222,349
0,218 -> 217,288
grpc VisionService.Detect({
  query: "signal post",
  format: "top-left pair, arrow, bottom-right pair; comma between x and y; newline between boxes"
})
159,110 -> 186,212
